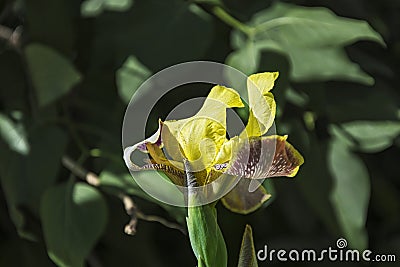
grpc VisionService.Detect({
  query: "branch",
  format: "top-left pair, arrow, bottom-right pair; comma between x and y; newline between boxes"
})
211,6 -> 254,36
0,25 -> 21,48
61,155 -> 186,235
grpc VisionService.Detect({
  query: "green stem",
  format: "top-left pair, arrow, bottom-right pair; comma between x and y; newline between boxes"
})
211,6 -> 254,36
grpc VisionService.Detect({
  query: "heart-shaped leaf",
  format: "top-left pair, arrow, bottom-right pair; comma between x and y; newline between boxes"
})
41,181 -> 108,267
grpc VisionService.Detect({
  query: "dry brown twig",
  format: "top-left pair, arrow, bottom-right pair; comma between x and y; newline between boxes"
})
0,25 -> 21,48
61,156 -> 186,236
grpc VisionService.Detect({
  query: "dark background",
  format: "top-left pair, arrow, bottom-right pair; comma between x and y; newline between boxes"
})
0,0 -> 399,266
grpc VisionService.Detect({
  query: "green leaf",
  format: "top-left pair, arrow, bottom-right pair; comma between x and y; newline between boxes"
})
228,2 -> 384,84
293,129 -> 341,236
99,168 -> 149,197
238,225 -> 258,267
285,86 -> 309,107
187,203 -> 227,267
341,121 -> 400,153
40,181 -> 108,267
81,0 -> 103,16
92,0 -> 213,70
81,0 -> 133,17
328,136 -> 370,250
25,43 -> 82,107
116,55 -> 152,103
226,40 -> 259,76
0,126 -> 68,239
0,113 -> 29,155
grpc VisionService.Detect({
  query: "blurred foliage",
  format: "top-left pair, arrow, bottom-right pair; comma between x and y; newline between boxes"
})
0,0 -> 399,266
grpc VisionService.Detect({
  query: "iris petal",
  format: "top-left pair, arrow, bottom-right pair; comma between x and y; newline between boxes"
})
242,72 -> 278,138
221,136 -> 304,179
221,179 -> 271,214
163,85 -> 243,172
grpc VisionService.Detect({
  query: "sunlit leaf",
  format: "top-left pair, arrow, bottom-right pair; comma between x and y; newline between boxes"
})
227,2 -> 384,84
0,113 -> 29,155
40,181 -> 108,267
25,43 -> 81,106
116,55 -> 152,103
81,0 -> 133,17
226,40 -> 259,76
341,121 -> 400,153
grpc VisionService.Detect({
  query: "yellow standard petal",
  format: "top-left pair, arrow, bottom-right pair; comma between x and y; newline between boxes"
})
162,85 -> 243,175
242,72 -> 279,138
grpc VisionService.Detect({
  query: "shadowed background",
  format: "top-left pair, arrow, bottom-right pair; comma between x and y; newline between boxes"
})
0,0 -> 399,266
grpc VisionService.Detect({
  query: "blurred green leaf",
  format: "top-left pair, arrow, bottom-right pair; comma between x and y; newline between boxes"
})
285,86 -> 309,107
25,43 -> 82,107
226,40 -> 259,75
99,168 -> 149,197
187,203 -> 227,267
237,224 -> 258,267
290,125 -> 341,236
227,2 -> 384,84
0,126 -> 67,239
116,55 -> 151,103
328,136 -> 370,250
81,0 -> 133,17
40,181 -> 108,267
341,121 -> 400,153
0,113 -> 29,155
92,0 -> 213,70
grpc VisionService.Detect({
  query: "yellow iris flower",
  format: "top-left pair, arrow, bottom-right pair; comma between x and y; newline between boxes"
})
124,72 -> 304,214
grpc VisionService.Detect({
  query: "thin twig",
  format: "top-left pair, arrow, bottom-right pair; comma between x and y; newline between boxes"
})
0,25 -> 21,48
62,156 -> 99,186
61,156 -> 186,235
137,213 -> 186,234
119,194 -> 138,235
